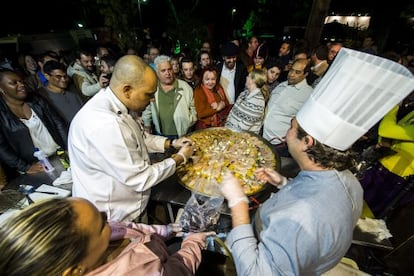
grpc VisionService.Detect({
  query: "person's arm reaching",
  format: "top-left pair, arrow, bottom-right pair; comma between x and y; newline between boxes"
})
173,232 -> 215,274
220,172 -> 250,227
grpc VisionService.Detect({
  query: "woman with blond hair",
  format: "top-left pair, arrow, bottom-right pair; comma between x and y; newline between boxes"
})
225,68 -> 268,135
0,197 -> 214,276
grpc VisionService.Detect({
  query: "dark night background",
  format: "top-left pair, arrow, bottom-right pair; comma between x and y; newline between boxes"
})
0,1 -> 389,34
1,0 -> 413,54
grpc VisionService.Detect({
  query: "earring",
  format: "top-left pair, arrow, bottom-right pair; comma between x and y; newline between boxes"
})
0,90 -> 4,95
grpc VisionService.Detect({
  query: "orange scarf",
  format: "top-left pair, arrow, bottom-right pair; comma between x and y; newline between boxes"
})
201,84 -> 227,127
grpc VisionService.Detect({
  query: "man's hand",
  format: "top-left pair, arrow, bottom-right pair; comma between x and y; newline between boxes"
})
220,171 -> 248,208
99,73 -> 110,87
255,167 -> 287,188
172,137 -> 193,148
176,143 -> 195,164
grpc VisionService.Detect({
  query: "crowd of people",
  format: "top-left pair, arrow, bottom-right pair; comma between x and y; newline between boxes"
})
0,32 -> 413,275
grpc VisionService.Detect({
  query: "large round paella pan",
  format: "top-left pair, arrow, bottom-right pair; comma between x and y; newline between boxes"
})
176,127 -> 280,196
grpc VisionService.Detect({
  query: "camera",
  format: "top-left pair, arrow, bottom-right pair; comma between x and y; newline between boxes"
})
104,73 -> 112,80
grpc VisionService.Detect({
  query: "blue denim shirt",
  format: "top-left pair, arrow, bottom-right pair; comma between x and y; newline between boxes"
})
226,169 -> 363,275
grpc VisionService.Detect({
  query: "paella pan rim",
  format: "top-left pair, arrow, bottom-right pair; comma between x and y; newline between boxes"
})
176,127 -> 281,197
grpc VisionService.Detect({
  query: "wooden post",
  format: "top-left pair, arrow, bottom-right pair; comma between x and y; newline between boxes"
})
304,0 -> 332,49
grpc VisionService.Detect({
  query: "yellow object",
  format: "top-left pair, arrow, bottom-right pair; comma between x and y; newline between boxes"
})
56,148 -> 71,169
378,105 -> 414,177
340,257 -> 359,270
360,201 -> 375,219
322,257 -> 371,276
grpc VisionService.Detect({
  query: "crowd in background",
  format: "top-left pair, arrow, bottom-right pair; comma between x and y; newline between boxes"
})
0,29 -> 413,275
1,31 -> 414,216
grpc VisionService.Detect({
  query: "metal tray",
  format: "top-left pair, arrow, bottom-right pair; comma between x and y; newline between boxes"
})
176,127 -> 280,196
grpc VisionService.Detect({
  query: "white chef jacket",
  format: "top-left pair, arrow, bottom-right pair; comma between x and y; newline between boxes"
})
68,87 -> 176,222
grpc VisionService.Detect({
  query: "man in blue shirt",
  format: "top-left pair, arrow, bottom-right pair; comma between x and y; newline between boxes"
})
221,117 -> 363,275
219,47 -> 414,275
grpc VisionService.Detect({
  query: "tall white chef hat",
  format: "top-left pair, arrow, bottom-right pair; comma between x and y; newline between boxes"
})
296,47 -> 414,151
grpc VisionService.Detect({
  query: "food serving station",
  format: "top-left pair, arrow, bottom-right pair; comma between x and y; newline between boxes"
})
151,127 -> 281,240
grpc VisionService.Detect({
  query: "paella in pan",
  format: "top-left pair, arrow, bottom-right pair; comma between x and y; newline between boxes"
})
176,127 -> 278,196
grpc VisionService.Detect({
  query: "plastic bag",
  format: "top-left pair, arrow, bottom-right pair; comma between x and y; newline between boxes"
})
179,192 -> 224,232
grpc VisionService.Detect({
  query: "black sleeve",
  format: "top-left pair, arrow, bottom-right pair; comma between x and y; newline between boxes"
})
0,129 -> 31,173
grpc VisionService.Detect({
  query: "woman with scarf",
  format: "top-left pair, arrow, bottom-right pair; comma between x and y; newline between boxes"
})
193,66 -> 231,130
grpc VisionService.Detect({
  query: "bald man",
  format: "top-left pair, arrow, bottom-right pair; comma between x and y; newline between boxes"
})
68,55 -> 194,222
262,58 -> 313,157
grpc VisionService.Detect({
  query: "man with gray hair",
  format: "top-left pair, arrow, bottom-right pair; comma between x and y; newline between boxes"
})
69,55 -> 194,222
142,55 -> 197,139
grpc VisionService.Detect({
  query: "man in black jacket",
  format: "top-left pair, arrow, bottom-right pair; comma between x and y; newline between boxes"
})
216,42 -> 248,104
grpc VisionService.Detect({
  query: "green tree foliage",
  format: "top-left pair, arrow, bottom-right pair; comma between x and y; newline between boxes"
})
81,0 -> 139,51
164,1 -> 209,55
242,11 -> 257,38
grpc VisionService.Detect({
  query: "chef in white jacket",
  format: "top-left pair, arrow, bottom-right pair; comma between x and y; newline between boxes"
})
69,55 -> 194,222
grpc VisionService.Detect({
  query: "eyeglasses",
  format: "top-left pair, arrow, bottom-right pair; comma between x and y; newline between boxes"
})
50,74 -> 68,80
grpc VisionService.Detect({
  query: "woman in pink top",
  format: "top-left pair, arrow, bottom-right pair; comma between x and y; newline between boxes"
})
0,197 -> 214,276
